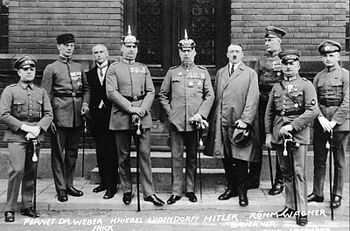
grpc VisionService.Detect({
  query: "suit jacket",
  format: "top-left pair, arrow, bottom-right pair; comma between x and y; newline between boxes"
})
205,62 -> 260,161
86,62 -> 112,132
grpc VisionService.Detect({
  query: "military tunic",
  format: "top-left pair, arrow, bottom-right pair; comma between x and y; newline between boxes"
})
0,82 -> 53,211
252,52 -> 284,183
159,64 -> 214,195
265,75 -> 319,213
41,56 -> 89,193
106,60 -> 155,197
312,66 -> 349,197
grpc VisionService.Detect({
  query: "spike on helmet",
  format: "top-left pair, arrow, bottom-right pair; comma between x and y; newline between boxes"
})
122,25 -> 139,44
178,29 -> 196,49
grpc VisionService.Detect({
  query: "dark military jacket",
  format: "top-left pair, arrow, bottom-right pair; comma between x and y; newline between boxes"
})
255,52 -> 283,102
41,56 -> 90,128
265,75 -> 319,144
159,63 -> 214,132
0,82 -> 53,142
106,60 -> 154,130
313,66 -> 349,131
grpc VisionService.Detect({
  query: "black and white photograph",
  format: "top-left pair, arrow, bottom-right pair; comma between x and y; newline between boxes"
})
0,0 -> 349,230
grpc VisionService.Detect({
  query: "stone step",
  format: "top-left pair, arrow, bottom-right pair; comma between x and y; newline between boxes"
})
1,148 -> 349,185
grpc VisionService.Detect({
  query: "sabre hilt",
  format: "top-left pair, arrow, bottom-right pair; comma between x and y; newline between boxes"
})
31,139 -> 39,162
132,114 -> 142,136
283,136 -> 300,156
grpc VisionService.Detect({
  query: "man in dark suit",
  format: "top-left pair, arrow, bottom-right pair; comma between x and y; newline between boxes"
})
87,44 -> 119,199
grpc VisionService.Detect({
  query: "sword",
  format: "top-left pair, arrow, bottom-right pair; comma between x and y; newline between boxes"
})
283,136 -> 300,224
327,131 -> 334,220
31,139 -> 40,216
132,114 -> 142,212
81,119 -> 87,177
267,147 -> 274,188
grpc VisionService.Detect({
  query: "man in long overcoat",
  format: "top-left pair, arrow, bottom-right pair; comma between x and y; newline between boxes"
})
205,44 -> 259,207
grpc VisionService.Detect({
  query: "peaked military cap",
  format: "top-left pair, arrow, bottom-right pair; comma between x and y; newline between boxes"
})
318,40 -> 341,54
279,49 -> 301,64
121,25 -> 139,45
178,29 -> 196,50
265,26 -> 287,39
56,33 -> 75,44
14,55 -> 37,69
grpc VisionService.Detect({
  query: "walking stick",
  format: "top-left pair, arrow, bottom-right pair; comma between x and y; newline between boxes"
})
267,147 -> 274,188
327,131 -> 334,220
192,121 -> 204,201
31,139 -> 39,216
81,119 -> 87,177
283,136 -> 299,224
132,115 -> 142,212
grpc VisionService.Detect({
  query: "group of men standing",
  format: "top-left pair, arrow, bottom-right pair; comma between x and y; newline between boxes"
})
0,25 -> 348,227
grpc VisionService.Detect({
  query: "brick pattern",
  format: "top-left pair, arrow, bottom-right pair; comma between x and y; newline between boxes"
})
230,0 -> 348,56
8,0 -> 124,55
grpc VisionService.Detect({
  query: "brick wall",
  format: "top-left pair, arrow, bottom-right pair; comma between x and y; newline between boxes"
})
8,0 -> 124,56
231,0 -> 348,56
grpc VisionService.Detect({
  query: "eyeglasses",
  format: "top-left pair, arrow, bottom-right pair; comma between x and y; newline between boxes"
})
21,67 -> 35,71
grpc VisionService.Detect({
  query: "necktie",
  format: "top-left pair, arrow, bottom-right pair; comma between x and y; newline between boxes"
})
230,64 -> 234,76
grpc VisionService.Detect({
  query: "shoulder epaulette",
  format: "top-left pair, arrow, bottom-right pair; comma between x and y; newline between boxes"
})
301,77 -> 308,81
110,60 -> 120,66
8,84 -> 17,87
169,65 -> 179,70
197,65 -> 207,70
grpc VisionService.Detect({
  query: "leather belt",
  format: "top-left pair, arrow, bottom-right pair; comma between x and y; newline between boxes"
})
276,110 -> 304,116
54,92 -> 83,97
123,95 -> 145,101
319,99 -> 341,107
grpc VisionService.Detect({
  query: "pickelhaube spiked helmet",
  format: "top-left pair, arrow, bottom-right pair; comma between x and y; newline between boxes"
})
121,25 -> 139,45
178,29 -> 196,49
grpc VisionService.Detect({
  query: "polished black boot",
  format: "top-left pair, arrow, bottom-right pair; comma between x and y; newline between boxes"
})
268,181 -> 284,195
218,188 -> 237,200
307,193 -> 324,202
167,195 -> 182,205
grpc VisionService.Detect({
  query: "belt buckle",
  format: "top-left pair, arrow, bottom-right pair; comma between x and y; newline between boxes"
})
133,96 -> 138,101
72,92 -> 76,97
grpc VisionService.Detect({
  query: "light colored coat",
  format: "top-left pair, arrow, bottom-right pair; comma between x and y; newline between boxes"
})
205,62 -> 259,161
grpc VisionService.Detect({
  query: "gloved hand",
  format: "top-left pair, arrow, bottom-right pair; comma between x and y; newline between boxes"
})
235,119 -> 247,129
265,134 -> 272,149
318,115 -> 332,132
279,124 -> 293,138
81,103 -> 89,115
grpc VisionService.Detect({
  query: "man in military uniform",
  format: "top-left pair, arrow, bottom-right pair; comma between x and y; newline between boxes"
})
249,26 -> 286,195
205,44 -> 260,207
159,30 -> 214,205
308,40 -> 349,208
265,50 -> 319,226
105,26 -> 164,207
87,44 -> 119,199
0,55 -> 53,222
41,33 -> 90,202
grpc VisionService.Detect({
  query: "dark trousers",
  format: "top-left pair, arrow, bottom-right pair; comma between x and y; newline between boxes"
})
51,127 -> 80,193
169,125 -> 197,195
312,122 -> 349,197
5,142 -> 38,211
115,129 -> 154,197
248,100 -> 283,184
94,129 -> 119,191
222,126 -> 248,191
